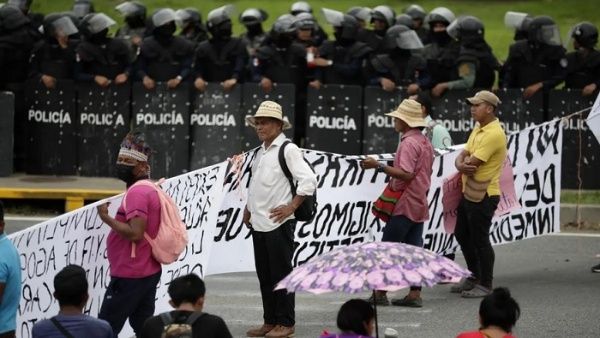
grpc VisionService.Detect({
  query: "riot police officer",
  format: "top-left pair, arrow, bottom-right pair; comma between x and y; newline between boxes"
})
289,1 -> 328,47
404,4 -> 429,44
0,4 -> 36,171
8,0 -> 43,41
76,13 -> 131,87
502,15 -> 567,98
194,5 -> 247,92
366,24 -> 429,94
115,1 -> 148,52
564,22 -> 600,96
421,7 -> 460,90
504,11 -> 532,41
312,9 -> 372,87
346,6 -> 371,29
239,8 -> 269,58
175,8 -> 209,45
72,0 -> 94,19
431,16 -> 500,97
136,8 -> 195,90
361,5 -> 396,53
29,13 -> 79,88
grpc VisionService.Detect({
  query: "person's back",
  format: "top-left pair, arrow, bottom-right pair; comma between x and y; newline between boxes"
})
141,310 -> 231,338
31,265 -> 113,338
456,287 -> 520,338
457,331 -> 516,338
32,314 -> 113,338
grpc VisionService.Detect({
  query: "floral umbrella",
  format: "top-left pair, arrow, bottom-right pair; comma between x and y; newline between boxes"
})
275,241 -> 471,337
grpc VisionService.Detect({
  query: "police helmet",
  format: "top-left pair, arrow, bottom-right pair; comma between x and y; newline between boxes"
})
571,21 -> 598,48
447,16 -> 484,42
425,7 -> 455,26
239,8 -> 268,26
528,15 -> 561,46
292,12 -> 316,31
42,13 -> 79,38
371,5 -> 395,27
395,14 -> 415,30
346,6 -> 371,23
384,24 -> 424,50
404,4 -> 426,21
290,1 -> 312,15
175,8 -> 202,28
7,0 -> 32,13
115,1 -> 146,20
80,12 -> 115,36
0,4 -> 30,31
72,0 -> 94,19
206,4 -> 234,30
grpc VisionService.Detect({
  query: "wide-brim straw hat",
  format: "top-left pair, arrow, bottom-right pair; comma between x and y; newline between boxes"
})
385,99 -> 427,128
245,100 -> 292,130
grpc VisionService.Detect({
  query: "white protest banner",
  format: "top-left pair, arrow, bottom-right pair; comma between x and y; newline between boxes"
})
9,163 -> 228,338
207,119 -> 563,274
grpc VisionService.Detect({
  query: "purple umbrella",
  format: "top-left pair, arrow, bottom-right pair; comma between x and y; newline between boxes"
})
275,241 -> 471,337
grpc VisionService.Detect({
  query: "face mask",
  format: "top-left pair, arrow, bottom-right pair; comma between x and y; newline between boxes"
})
155,22 -> 176,39
215,22 -> 232,40
89,28 -> 109,44
432,31 -> 451,45
116,164 -> 136,187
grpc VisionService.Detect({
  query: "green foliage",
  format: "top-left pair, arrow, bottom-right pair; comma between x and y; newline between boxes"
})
30,0 -> 600,61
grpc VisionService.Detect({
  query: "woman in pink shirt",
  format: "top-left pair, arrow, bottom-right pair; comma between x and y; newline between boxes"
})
362,99 -> 434,308
456,287 -> 520,338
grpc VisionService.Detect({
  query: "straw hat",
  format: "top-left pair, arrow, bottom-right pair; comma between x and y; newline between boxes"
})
385,99 -> 426,128
245,100 -> 292,130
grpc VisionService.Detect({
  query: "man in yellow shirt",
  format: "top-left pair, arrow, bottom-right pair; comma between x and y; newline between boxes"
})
452,90 -> 507,298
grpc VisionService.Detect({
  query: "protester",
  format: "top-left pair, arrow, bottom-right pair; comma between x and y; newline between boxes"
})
319,299 -> 375,338
361,99 -> 434,307
243,101 -> 317,338
31,265 -> 113,338
96,131 -> 162,336
140,274 -> 232,338
410,92 -> 453,150
0,201 -> 20,338
453,91 -> 507,298
456,287 -> 520,338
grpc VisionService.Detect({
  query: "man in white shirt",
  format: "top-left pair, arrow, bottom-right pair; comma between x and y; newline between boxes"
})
243,101 -> 318,338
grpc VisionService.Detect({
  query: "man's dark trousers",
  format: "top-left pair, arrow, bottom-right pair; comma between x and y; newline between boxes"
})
252,220 -> 296,327
454,195 -> 500,288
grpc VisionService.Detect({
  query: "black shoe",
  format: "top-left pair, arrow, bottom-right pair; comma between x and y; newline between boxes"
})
367,293 -> 390,306
592,263 -> 600,273
391,296 -> 423,308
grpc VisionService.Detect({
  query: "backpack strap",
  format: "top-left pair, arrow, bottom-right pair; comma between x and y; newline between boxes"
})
160,312 -> 174,326
278,140 -> 297,195
125,179 -> 163,259
185,312 -> 206,325
50,317 -> 75,338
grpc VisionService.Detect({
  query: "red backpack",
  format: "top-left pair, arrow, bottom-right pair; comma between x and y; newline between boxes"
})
125,180 -> 188,264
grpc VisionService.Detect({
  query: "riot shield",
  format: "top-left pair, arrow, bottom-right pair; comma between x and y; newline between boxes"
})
241,83 -> 296,150
132,82 -> 190,179
189,83 -> 243,169
77,83 -> 131,177
430,89 -> 479,145
362,86 -> 404,154
305,84 -> 363,154
25,80 -> 78,175
0,92 -> 15,176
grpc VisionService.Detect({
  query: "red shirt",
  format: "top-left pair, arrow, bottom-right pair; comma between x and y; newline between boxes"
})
391,129 -> 434,223
107,183 -> 161,278
457,331 -> 516,338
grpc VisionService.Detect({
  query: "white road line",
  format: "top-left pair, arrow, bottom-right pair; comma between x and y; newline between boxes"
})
550,232 -> 600,238
223,318 -> 422,328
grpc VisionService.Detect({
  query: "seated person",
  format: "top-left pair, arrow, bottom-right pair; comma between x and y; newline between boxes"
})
456,287 -> 521,338
32,265 -> 113,338
320,299 -> 375,338
140,273 -> 232,338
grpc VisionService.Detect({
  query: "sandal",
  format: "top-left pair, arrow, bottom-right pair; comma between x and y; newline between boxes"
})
450,278 -> 476,293
461,284 -> 491,298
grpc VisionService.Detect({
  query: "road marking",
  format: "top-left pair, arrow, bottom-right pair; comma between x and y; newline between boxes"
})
550,232 -> 600,238
222,318 -> 422,328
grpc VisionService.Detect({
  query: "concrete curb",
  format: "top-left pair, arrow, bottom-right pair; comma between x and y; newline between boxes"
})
561,204 -> 600,229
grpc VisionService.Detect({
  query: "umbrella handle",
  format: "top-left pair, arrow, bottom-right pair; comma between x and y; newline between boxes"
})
373,290 -> 379,338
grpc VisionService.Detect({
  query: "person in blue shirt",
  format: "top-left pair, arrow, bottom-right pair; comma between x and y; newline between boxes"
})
0,200 -> 21,338
32,265 -> 114,338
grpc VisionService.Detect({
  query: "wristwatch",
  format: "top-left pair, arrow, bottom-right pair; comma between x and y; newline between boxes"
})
377,163 -> 386,172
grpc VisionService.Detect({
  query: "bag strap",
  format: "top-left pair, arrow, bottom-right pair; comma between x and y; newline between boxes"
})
185,312 -> 206,325
125,179 -> 164,259
160,312 -> 173,326
50,317 -> 75,338
278,140 -> 297,195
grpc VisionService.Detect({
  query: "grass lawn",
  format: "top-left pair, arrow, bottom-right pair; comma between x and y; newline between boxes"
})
561,190 -> 600,204
31,0 -> 600,61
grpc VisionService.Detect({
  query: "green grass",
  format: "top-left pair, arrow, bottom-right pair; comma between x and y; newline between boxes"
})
561,190 -> 600,205
31,0 -> 600,61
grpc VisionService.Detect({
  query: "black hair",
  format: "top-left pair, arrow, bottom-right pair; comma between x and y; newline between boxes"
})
168,273 -> 206,307
337,299 -> 375,335
415,92 -> 433,118
479,287 -> 521,333
0,200 -> 4,222
54,265 -> 88,307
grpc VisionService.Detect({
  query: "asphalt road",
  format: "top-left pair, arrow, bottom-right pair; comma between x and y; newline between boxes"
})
5,217 -> 600,338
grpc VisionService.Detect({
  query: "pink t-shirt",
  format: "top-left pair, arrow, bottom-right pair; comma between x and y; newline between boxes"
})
457,331 -> 516,338
391,129 -> 434,223
107,183 -> 161,278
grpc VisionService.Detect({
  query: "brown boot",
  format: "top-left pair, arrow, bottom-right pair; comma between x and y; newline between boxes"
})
246,324 -> 275,337
265,325 -> 295,337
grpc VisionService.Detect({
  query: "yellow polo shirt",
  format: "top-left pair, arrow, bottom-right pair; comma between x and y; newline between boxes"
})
463,118 -> 507,196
